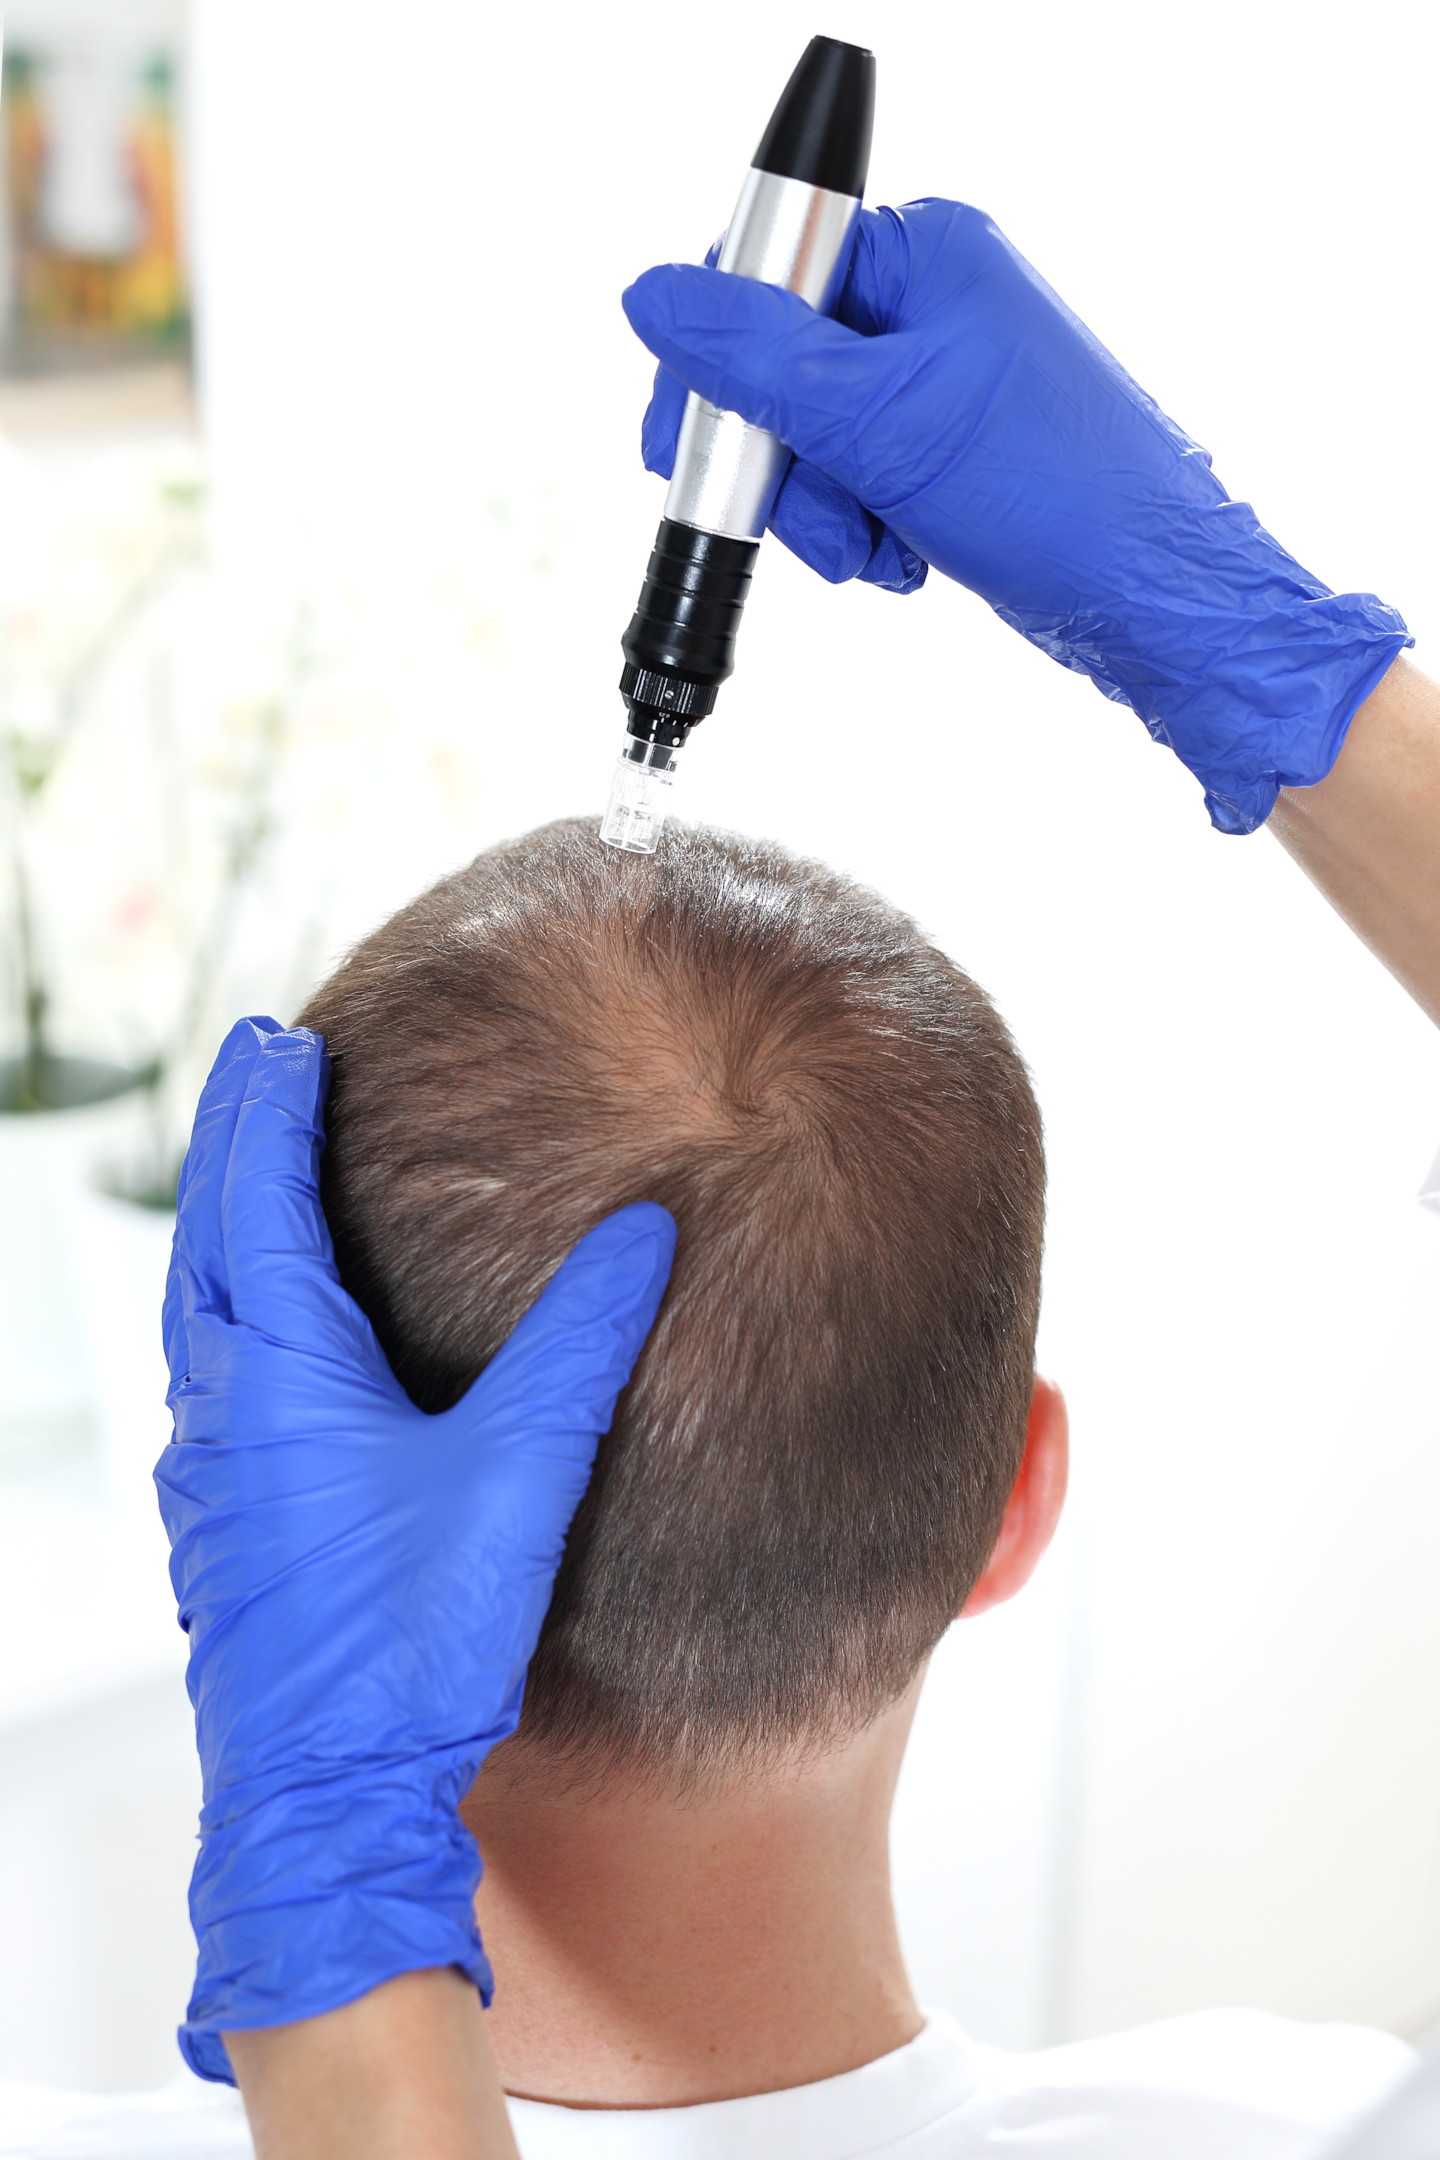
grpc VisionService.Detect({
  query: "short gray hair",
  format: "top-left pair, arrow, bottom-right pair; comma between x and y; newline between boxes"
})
299,818 -> 1045,1782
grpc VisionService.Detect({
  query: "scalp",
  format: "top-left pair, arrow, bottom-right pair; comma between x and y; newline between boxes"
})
299,816 -> 1044,1785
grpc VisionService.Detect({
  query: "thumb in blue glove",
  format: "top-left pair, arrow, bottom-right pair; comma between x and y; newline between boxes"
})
627,199 -> 1410,833
157,1017 -> 675,2083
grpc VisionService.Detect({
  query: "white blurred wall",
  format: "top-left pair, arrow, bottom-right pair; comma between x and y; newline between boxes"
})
0,1673 -> 198,2092
1,0 -> 1437,2093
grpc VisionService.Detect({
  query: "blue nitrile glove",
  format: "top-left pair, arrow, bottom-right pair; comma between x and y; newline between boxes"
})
155,1016 -> 675,2085
628,199 -> 1411,833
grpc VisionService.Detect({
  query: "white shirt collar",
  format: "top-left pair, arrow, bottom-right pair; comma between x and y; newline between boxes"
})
508,2010 -> 981,2160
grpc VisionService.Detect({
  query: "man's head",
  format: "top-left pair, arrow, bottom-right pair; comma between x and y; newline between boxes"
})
299,818 -> 1046,1786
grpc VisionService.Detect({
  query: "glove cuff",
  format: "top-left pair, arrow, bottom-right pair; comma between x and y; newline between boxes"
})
1005,584 -> 1411,835
180,1767 -> 490,2086
1177,613 -> 1412,834
180,1920 -> 492,2086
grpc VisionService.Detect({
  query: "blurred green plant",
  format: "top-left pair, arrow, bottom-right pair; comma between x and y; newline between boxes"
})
0,469 -> 329,1212
119,606 -> 322,1210
0,472 -> 203,1114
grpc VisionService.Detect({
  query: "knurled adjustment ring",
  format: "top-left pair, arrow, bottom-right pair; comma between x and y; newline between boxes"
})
619,664 -> 718,719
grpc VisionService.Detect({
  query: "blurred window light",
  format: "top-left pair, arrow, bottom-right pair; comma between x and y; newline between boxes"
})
38,45 -> 146,258
1,4 -> 190,378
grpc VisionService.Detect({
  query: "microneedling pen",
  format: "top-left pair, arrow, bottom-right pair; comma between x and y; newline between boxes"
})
600,36 -> 876,855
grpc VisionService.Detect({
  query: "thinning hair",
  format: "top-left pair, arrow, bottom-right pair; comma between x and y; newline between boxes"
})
299,817 -> 1044,1781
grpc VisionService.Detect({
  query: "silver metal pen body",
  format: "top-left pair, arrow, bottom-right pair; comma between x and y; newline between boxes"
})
664,171 -> 862,542
602,36 -> 876,854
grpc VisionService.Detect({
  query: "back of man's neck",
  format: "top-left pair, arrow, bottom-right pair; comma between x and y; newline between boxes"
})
461,1694 -> 923,2109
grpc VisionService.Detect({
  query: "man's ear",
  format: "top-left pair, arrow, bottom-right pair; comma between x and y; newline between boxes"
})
959,1375 -> 1069,1620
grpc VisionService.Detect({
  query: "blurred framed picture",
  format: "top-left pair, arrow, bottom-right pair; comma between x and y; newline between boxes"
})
2,12 -> 189,373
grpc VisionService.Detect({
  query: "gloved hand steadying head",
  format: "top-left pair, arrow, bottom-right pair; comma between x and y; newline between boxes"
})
627,199 -> 1410,834
156,1017 -> 675,2084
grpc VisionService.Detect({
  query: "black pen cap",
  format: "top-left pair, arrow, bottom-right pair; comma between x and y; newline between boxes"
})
752,36 -> 875,199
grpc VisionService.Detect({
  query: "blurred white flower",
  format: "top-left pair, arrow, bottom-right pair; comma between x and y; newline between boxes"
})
0,425 -> 568,1177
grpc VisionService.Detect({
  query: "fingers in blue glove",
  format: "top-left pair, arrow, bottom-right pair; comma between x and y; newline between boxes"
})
167,1018 -> 677,1442
218,1025 -> 368,1359
640,229 -> 727,486
770,461 -> 926,592
466,1200 -> 676,1463
636,275 -> 925,594
640,361 -> 689,483
163,1017 -> 285,1391
624,266 -> 879,488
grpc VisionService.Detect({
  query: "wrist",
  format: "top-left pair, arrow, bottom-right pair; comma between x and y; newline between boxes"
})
226,1970 -> 516,2160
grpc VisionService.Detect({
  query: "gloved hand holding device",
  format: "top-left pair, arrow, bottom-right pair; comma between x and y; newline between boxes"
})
156,1016 -> 675,2085
628,198 -> 1411,835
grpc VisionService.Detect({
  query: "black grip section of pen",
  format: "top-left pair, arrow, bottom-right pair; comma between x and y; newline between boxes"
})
620,520 -> 760,748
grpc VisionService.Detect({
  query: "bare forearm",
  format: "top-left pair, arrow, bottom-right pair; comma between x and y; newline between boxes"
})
1268,656 -> 1440,1027
225,1970 -> 519,2160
